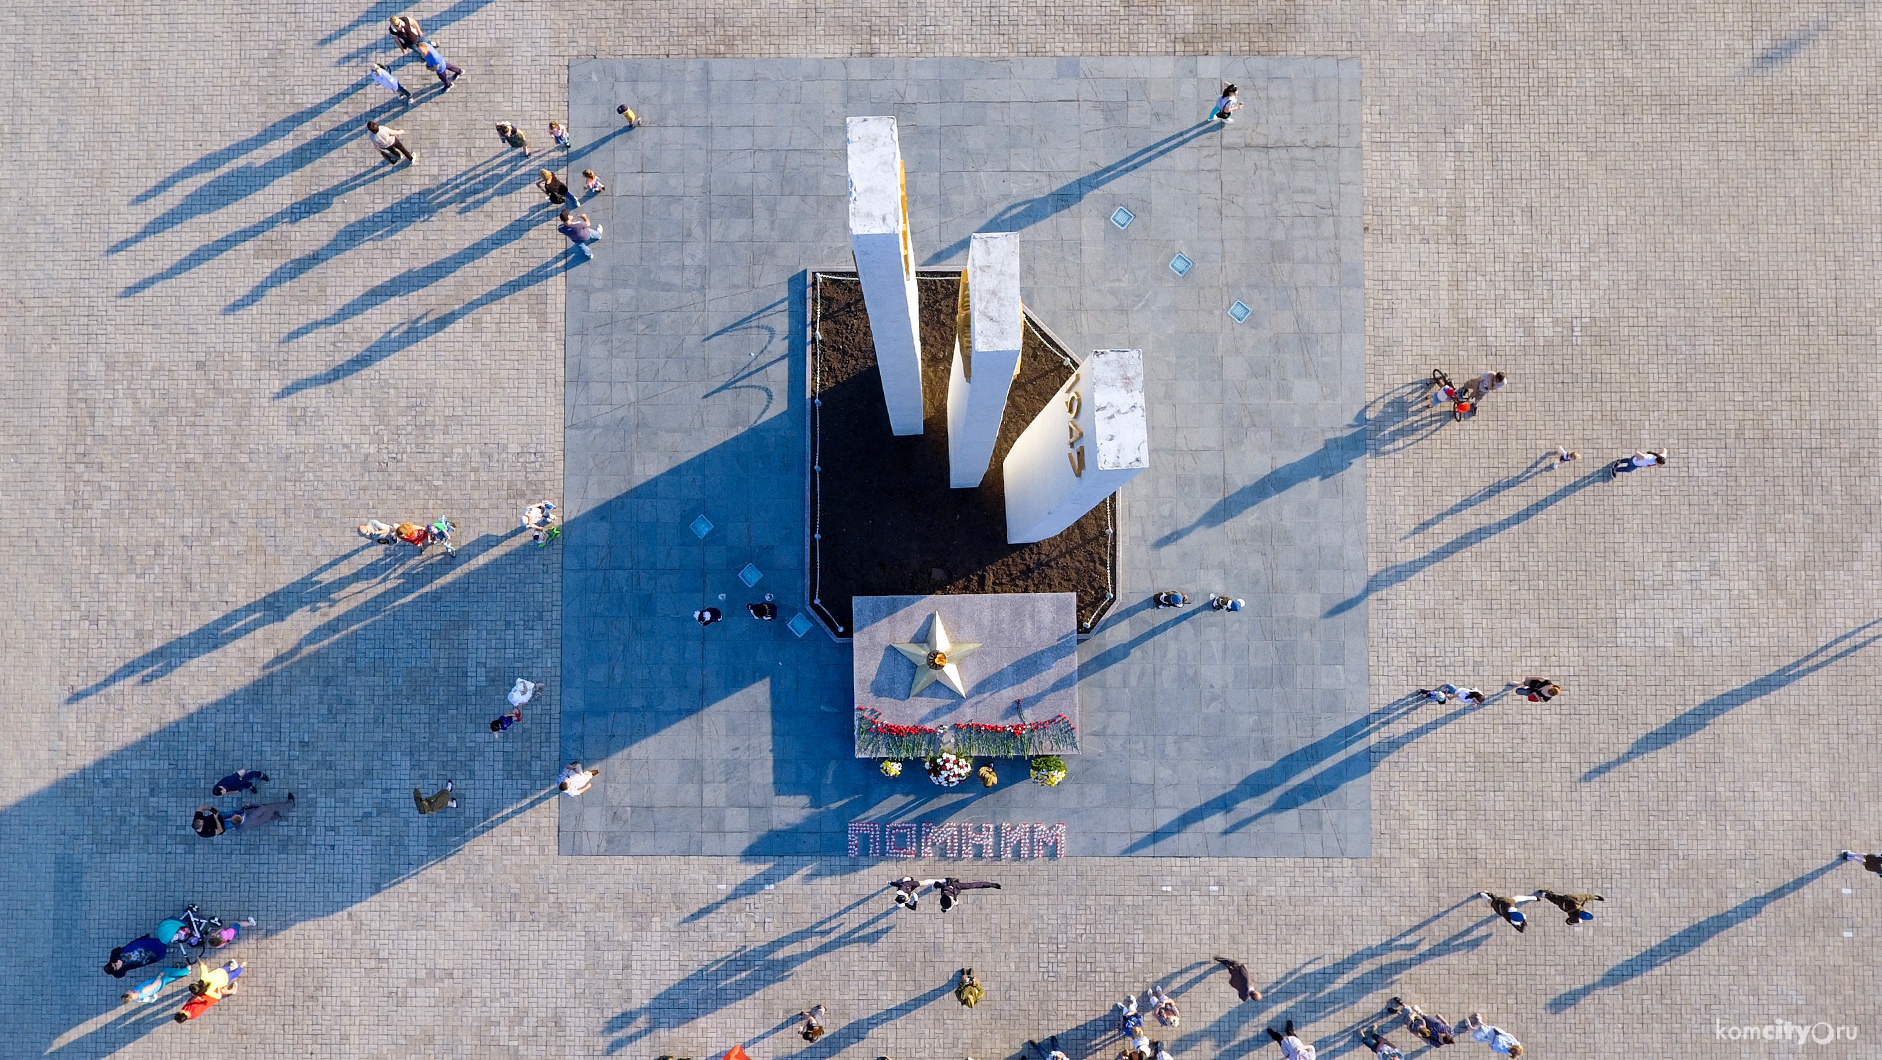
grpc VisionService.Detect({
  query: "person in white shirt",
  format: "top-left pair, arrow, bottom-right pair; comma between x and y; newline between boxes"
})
1610,448 -> 1667,480
1146,985 -> 1179,1026
365,121 -> 414,164
1465,1014 -> 1523,1056
557,762 -> 599,796
1265,1020 -> 1315,1060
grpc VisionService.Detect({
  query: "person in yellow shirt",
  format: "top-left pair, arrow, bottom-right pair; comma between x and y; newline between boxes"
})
194,959 -> 245,1000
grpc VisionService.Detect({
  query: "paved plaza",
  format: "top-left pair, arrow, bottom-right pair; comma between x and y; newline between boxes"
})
5,2 -> 1881,1058
559,58 -> 1366,858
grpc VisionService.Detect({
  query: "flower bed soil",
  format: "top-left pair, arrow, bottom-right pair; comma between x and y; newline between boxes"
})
809,272 -> 1117,637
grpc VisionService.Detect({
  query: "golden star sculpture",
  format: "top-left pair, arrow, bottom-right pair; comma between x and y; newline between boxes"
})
891,612 -> 983,698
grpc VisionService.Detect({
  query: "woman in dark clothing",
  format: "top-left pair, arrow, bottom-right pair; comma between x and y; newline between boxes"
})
535,168 -> 569,205
103,935 -> 168,977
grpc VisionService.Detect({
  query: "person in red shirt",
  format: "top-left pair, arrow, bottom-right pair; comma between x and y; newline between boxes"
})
173,991 -> 219,1022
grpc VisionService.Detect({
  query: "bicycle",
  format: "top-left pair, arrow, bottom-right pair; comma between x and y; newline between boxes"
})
428,517 -> 458,557
1429,369 -> 1471,422
163,904 -> 222,964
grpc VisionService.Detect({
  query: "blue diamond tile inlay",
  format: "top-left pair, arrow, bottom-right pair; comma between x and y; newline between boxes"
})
1228,300 -> 1251,323
1169,253 -> 1193,277
1111,206 -> 1134,229
787,613 -> 813,638
739,563 -> 763,587
689,514 -> 714,539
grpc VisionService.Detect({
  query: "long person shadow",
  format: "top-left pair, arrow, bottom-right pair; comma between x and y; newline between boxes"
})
1582,618 -> 1882,781
602,895 -> 896,1052
1402,451 -> 1556,538
110,88 -> 397,255
924,121 -> 1220,263
1549,862 -> 1838,1012
131,83 -> 368,205
274,252 -> 573,398
1157,428 -> 1364,548
1324,468 -> 1609,618
66,544 -> 382,703
1179,898 -> 1492,1060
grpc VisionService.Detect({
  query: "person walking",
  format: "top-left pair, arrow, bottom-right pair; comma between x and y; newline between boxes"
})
1841,850 -> 1882,876
1476,891 -> 1537,931
692,606 -> 721,627
1417,684 -> 1484,705
369,62 -> 412,101
172,987 -> 222,1022
890,875 -> 942,910
495,122 -> 531,158
582,169 -> 607,195
366,120 -> 414,164
229,793 -> 294,829
1536,890 -> 1603,923
1386,999 -> 1456,1047
387,14 -> 423,51
521,501 -> 559,544
1358,1025 -> 1407,1059
416,41 -> 462,90
748,601 -> 777,620
536,168 -> 570,206
549,120 -> 573,149
103,934 -> 169,977
509,678 -> 540,707
1464,1014 -> 1523,1056
122,963 -> 194,1005
935,876 -> 1000,911
1209,595 -> 1245,612
1209,83 -> 1242,123
490,705 -> 522,737
414,779 -> 455,814
1461,371 -> 1506,401
1213,956 -> 1262,1001
954,967 -> 984,1007
1515,678 -> 1561,703
558,209 -> 603,252
205,918 -> 255,950
1146,985 -> 1180,1026
1555,446 -> 1580,464
1028,1036 -> 1070,1060
192,805 -> 227,838
212,769 -> 269,796
1609,449 -> 1668,480
194,958 -> 246,1000
1154,590 -> 1189,608
1264,1021 -> 1315,1060
797,1004 -> 827,1043
617,104 -> 641,127
558,762 -> 599,796
1116,995 -> 1151,1054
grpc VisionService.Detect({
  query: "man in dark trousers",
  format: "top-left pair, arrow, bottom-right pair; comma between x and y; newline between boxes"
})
212,769 -> 269,796
1214,956 -> 1263,1001
1536,889 -> 1604,924
935,877 -> 1000,911
1842,851 -> 1882,876
889,876 -> 942,910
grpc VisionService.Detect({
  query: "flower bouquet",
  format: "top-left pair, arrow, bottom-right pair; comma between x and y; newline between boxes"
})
925,751 -> 973,787
952,713 -> 1079,756
856,707 -> 943,758
1029,754 -> 1068,787
879,760 -> 903,778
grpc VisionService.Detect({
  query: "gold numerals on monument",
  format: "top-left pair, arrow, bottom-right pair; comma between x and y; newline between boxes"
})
1064,373 -> 1084,477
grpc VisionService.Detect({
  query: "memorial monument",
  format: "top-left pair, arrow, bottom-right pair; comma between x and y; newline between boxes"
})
845,116 -> 924,436
945,233 -> 1024,487
1003,348 -> 1149,544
